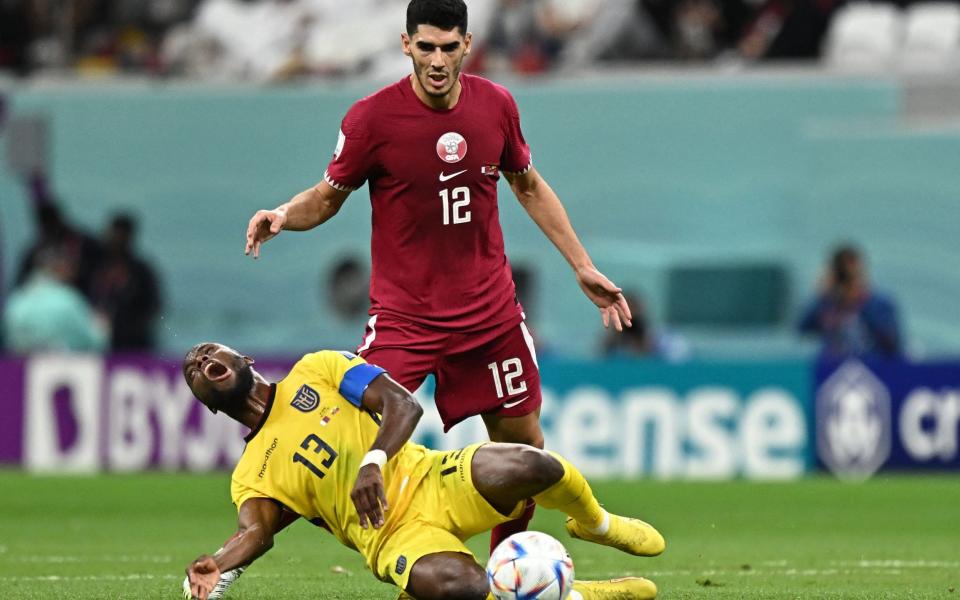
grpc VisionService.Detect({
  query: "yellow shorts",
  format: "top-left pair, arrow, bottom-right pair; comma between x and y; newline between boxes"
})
373,443 -> 524,590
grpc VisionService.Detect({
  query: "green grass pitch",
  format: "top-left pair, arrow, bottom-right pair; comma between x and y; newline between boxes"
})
0,471 -> 957,599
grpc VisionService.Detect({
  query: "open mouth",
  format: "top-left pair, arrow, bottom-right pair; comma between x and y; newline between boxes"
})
428,73 -> 447,89
203,359 -> 230,382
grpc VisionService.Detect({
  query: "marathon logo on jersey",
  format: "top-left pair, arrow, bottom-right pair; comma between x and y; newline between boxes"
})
816,360 -> 892,480
436,132 -> 467,163
258,438 -> 279,478
395,555 -> 407,575
481,164 -> 499,177
291,384 -> 320,413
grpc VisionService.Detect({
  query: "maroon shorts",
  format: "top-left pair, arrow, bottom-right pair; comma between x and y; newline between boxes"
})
356,313 -> 542,431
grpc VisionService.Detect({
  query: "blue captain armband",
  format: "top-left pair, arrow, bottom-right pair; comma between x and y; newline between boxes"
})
339,363 -> 386,407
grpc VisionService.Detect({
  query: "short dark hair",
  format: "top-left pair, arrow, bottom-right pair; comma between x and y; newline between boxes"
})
831,243 -> 862,285
406,0 -> 468,36
110,213 -> 136,236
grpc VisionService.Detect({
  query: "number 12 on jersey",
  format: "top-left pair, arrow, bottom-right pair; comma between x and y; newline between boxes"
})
488,358 -> 526,398
440,187 -> 471,225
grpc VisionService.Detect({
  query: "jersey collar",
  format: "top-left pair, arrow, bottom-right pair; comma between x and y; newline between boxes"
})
244,383 -> 277,443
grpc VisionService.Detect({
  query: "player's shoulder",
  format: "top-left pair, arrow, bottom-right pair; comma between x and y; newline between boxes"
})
342,79 -> 407,130
464,73 -> 518,108
295,350 -> 366,374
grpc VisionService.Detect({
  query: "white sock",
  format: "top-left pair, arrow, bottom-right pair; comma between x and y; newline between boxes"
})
585,510 -> 610,535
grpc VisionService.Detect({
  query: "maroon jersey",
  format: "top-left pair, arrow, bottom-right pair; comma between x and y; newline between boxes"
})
324,74 -> 532,332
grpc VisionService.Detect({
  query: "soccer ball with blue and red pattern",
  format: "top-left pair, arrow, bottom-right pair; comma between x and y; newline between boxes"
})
487,531 -> 575,600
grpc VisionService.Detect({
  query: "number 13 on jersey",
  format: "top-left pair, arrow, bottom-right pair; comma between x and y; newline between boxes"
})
440,187 -> 471,225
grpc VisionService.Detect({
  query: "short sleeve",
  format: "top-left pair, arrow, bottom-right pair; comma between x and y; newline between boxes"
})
499,91 -> 532,175
301,351 -> 386,408
231,478 -> 270,511
339,363 -> 386,407
324,103 -> 376,191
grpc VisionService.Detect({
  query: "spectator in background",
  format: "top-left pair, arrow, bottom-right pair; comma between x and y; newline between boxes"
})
89,214 -> 163,351
554,0 -> 667,66
485,0 -> 550,73
738,0 -> 839,61
798,244 -> 902,360
602,290 -> 690,361
16,199 -> 103,299
326,255 -> 368,320
0,0 -> 31,74
3,248 -> 108,353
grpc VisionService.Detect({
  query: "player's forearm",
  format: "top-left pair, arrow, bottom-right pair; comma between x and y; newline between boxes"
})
277,184 -> 343,231
515,177 -> 593,271
212,524 -> 274,572
368,389 -> 423,459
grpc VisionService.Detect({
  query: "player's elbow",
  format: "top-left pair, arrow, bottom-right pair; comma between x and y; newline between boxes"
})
512,184 -> 538,207
403,394 -> 424,421
386,389 -> 423,422
238,524 -> 275,557
252,531 -> 275,557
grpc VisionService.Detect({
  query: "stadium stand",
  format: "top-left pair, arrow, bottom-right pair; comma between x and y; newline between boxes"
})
900,2 -> 960,72
823,2 -> 903,71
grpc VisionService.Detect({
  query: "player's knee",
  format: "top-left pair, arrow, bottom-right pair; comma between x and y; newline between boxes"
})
461,569 -> 492,600
431,565 -> 489,600
515,446 -> 563,489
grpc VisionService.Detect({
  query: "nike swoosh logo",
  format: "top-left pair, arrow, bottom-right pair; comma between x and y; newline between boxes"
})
502,396 -> 529,409
439,169 -> 467,182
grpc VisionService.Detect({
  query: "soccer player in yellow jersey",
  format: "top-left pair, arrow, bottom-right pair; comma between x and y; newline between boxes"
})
181,343 -> 665,600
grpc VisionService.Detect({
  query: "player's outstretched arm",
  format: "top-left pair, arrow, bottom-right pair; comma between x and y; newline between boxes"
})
506,168 -> 633,331
185,498 -> 282,600
350,374 -> 423,530
244,180 -> 350,258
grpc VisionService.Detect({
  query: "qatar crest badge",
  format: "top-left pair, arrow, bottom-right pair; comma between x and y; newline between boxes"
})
437,132 -> 467,163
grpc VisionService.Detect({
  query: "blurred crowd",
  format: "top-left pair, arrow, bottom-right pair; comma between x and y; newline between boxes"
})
1,175 -> 163,354
1,0 -> 953,81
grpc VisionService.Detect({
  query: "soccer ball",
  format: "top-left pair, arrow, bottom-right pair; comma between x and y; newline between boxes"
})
487,531 -> 575,600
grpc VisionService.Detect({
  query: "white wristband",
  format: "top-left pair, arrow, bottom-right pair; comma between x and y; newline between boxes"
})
360,449 -> 387,469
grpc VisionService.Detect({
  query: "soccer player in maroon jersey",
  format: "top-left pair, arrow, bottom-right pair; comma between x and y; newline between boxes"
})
244,0 -> 632,554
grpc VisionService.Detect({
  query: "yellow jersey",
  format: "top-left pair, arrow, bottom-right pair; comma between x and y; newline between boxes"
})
230,351 -> 433,569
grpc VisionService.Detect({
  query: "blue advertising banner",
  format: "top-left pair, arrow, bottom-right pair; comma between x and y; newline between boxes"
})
814,359 -> 960,478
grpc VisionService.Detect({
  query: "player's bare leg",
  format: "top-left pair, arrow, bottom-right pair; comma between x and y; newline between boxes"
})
482,410 -> 545,448
401,551 -> 656,600
471,444 -> 662,599
405,551 -> 491,600
482,410 -> 543,551
472,444 -> 665,557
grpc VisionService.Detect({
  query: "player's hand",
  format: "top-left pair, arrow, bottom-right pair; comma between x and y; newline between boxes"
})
351,464 -> 388,529
186,555 -> 221,600
575,266 -> 632,332
244,208 -> 287,259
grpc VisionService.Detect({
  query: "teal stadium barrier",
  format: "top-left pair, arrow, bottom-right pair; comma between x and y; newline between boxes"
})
2,75 -> 960,357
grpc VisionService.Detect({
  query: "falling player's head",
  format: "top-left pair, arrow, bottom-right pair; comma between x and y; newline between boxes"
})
402,0 -> 471,100
183,342 -> 256,414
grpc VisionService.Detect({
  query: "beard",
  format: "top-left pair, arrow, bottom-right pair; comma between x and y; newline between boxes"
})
413,58 -> 463,98
209,362 -> 254,413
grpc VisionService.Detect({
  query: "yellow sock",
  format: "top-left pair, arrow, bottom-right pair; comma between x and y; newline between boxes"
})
532,452 -> 604,530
